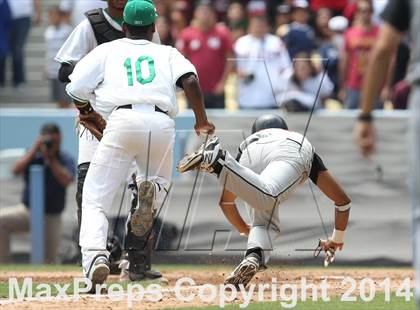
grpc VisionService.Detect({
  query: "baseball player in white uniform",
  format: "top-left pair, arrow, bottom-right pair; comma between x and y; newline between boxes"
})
66,0 -> 215,286
55,0 -> 162,280
55,0 -> 160,223
177,114 -> 351,287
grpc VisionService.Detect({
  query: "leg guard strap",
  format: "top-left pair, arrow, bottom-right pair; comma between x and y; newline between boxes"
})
76,162 -> 90,228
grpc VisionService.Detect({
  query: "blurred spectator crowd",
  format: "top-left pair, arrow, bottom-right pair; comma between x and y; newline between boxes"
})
0,0 -> 412,111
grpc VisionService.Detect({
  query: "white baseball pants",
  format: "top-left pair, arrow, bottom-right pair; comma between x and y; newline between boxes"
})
78,128 -> 100,165
79,108 -> 174,274
219,137 -> 314,263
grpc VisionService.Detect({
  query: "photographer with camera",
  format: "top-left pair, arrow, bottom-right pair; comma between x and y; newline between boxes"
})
0,123 -> 75,263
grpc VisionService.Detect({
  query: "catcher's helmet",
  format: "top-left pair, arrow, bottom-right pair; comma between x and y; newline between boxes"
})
251,114 -> 288,133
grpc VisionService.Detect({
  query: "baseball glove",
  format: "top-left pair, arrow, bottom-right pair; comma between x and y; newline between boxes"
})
79,111 -> 107,141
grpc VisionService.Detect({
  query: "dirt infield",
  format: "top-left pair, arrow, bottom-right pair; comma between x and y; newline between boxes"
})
0,266 -> 415,309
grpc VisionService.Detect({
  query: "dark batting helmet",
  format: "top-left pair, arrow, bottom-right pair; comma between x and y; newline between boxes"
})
251,114 -> 288,133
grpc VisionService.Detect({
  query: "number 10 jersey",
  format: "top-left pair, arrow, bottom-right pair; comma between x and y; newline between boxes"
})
66,38 -> 197,119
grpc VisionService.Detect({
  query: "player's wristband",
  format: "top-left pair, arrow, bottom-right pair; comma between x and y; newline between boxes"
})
74,100 -> 93,115
331,229 -> 345,244
335,202 -> 351,212
358,113 -> 373,122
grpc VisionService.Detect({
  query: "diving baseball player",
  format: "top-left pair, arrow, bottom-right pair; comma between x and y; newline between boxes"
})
66,0 -> 215,286
177,114 -> 351,287
55,0 -> 162,280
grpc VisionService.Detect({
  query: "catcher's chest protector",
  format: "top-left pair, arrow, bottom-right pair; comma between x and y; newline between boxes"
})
85,9 -> 124,45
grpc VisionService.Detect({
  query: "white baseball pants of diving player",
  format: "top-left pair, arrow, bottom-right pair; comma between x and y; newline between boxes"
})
218,136 -> 314,264
79,108 -> 175,275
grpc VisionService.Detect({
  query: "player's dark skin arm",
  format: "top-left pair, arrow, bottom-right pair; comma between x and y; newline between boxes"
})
180,73 -> 215,135
58,63 -> 74,83
359,24 -> 401,116
73,99 -> 93,114
355,24 -> 402,156
316,170 -> 351,231
220,171 -> 351,235
123,23 -> 214,135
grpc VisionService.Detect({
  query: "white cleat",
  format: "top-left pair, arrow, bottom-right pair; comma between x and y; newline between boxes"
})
86,255 -> 110,289
224,253 -> 261,288
177,136 -> 221,173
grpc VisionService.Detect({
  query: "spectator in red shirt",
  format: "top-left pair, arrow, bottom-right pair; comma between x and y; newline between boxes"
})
339,0 -> 380,109
310,0 -> 348,15
176,2 -> 234,109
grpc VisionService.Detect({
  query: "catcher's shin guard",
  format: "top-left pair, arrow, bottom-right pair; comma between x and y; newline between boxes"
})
125,221 -> 161,280
76,162 -> 90,228
107,235 -> 123,274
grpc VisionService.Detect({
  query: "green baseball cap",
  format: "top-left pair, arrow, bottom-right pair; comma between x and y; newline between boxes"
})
124,0 -> 158,26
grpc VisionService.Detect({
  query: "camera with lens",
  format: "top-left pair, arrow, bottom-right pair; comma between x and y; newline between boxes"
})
43,136 -> 54,151
243,73 -> 255,85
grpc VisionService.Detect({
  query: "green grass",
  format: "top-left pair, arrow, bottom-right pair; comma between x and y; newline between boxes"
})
0,264 -> 80,272
172,294 -> 417,309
